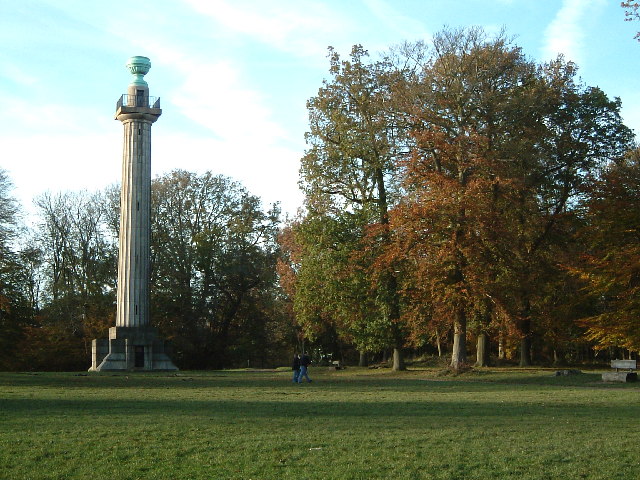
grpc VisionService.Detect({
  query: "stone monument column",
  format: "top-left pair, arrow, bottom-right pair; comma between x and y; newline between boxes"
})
89,56 -> 177,371
115,56 -> 157,329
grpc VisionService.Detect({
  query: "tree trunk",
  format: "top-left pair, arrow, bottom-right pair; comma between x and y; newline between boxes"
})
450,307 -> 467,371
519,301 -> 532,367
389,284 -> 407,372
553,349 -> 566,366
475,299 -> 491,367
393,347 -> 405,371
498,327 -> 505,360
375,166 -> 405,372
435,328 -> 442,357
390,330 -> 405,368
519,335 -> 532,367
475,332 -> 489,367
449,189 -> 468,373
391,321 -> 406,371
358,351 -> 368,367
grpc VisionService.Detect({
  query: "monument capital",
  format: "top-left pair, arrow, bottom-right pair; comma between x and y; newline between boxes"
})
126,55 -> 151,86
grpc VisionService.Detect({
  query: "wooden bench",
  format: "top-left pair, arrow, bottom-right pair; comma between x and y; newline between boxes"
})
602,359 -> 638,383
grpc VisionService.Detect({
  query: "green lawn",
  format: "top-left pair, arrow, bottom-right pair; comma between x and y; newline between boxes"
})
0,367 -> 638,479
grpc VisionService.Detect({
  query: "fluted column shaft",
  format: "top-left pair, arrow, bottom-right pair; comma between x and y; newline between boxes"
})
115,117 -> 154,327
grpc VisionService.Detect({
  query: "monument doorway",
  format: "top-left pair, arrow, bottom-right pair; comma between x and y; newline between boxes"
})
134,345 -> 145,368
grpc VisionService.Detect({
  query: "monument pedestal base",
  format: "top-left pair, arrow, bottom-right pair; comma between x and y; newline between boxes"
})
89,326 -> 178,372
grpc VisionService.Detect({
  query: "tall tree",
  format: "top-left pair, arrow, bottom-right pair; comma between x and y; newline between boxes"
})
30,190 -> 116,369
298,45 -> 410,370
572,149 -> 640,351
35,191 -> 116,303
0,169 -> 32,370
385,27 -> 633,369
151,170 -> 281,369
388,28 -> 544,370
505,60 -> 634,365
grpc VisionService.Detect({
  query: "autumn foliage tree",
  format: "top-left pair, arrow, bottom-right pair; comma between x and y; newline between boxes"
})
510,62 -> 633,365
383,28 -> 549,370
572,150 -> 640,351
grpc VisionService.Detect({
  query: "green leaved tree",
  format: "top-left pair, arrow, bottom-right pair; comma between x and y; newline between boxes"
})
297,45 -> 410,370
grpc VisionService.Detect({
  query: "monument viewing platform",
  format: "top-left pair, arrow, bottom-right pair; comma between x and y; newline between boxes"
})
116,93 -> 161,109
115,93 -> 162,122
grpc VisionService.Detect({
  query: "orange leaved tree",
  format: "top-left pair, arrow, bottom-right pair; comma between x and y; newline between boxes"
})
573,150 -> 640,352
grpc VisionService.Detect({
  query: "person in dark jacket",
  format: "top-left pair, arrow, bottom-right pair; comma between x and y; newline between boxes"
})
292,354 -> 301,383
298,352 -> 312,383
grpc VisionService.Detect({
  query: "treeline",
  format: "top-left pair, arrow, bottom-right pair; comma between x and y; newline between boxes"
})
0,170 -> 294,370
1,27 -> 639,372
278,28 -> 640,371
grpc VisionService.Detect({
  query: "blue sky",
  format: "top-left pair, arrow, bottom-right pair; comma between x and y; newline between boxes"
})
1,0 -> 638,219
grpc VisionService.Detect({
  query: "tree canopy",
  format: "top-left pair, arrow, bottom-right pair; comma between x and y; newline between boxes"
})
285,27 -> 636,370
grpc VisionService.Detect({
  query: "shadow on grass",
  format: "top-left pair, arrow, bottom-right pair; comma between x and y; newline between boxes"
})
2,395 -> 638,421
0,370 -> 620,392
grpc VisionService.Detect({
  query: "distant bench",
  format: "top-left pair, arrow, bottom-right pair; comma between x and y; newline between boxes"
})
328,360 -> 343,371
602,359 -> 637,383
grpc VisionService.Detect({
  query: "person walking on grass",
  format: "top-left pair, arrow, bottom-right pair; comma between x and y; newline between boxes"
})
298,352 -> 312,383
292,353 -> 301,383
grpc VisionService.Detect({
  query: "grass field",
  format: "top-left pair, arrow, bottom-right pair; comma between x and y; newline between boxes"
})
0,367 -> 639,480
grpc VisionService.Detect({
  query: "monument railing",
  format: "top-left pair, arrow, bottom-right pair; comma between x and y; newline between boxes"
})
117,94 -> 161,109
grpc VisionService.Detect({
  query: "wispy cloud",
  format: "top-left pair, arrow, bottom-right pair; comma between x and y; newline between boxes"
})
0,60 -> 39,88
362,0 -> 430,45
0,95 -> 108,135
181,0 -> 352,61
171,60 -> 286,144
152,133 -> 303,214
542,0 -> 606,65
